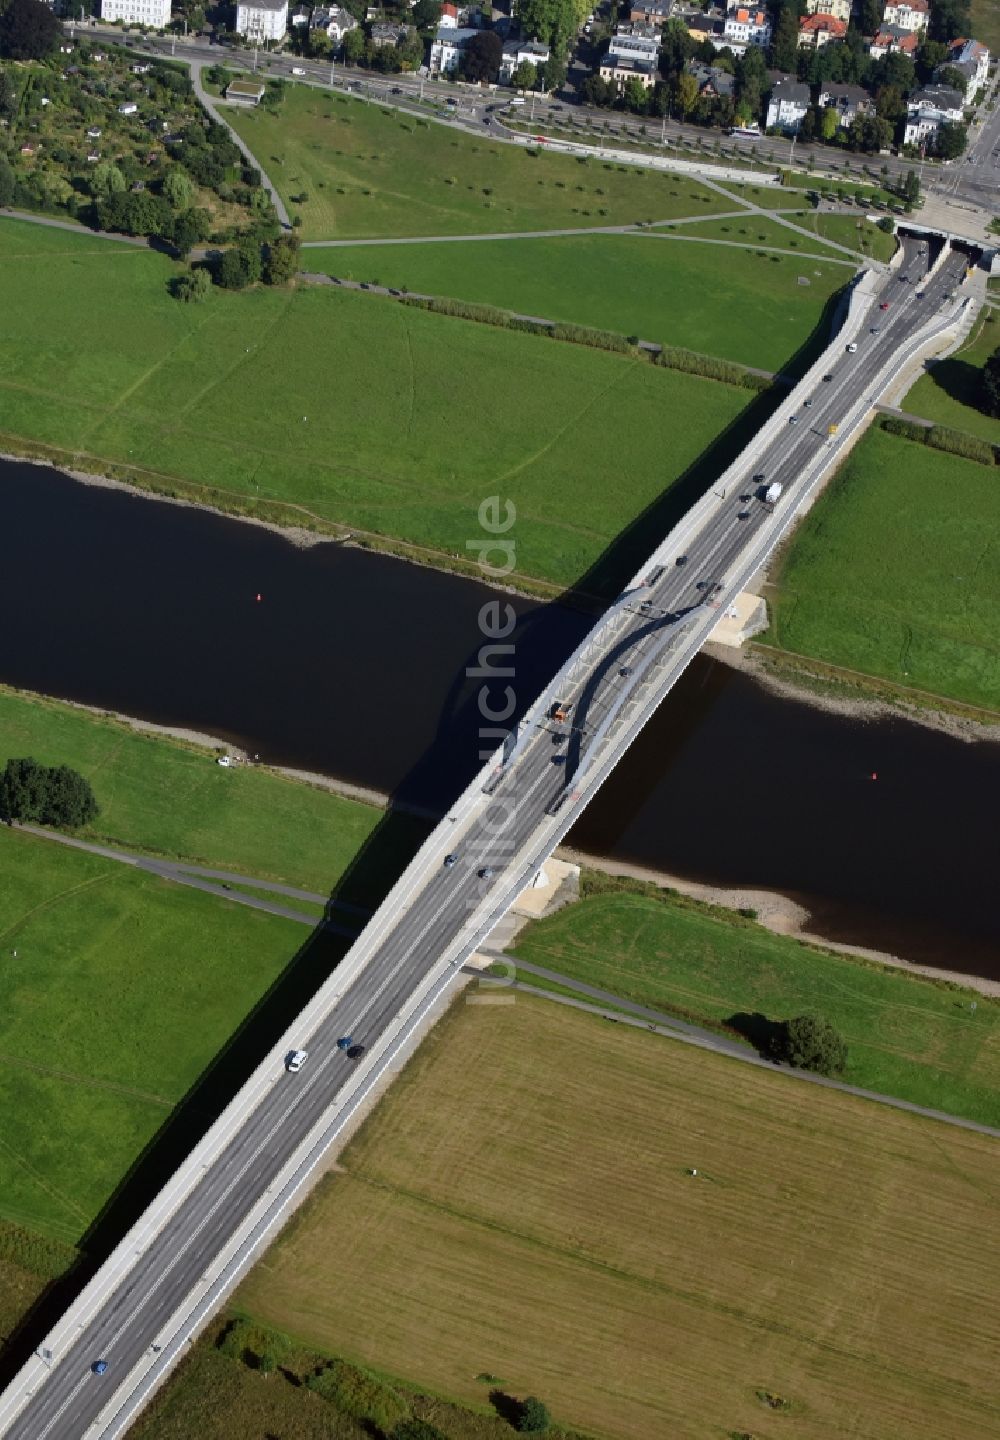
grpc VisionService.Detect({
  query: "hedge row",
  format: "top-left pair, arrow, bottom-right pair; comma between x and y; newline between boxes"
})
878,414 -> 998,466
400,295 -> 767,389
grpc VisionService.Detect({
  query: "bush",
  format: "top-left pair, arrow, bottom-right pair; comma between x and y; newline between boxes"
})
171,267 -> 212,303
306,1358 -> 410,1434
657,346 -> 769,391
927,424 -> 996,466
0,757 -> 99,828
774,1014 -> 847,1076
392,1421 -> 449,1440
517,1396 -> 551,1433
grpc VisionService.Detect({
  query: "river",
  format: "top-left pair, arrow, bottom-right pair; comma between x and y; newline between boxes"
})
2,457 -> 998,978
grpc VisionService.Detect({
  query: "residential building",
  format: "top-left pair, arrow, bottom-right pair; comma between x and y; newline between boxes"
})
941,38 -> 990,103
499,38 -> 550,82
798,13 -> 847,47
804,0 -> 850,19
723,5 -> 771,47
607,28 -> 660,64
882,0 -> 928,32
868,23 -> 919,56
290,3 -> 311,26
429,23 -> 476,70
370,20 -> 409,45
225,78 -> 267,104
903,83 -> 965,144
117,100 -> 139,114
687,58 -> 735,98
310,5 -> 357,40
234,0 -> 289,42
598,53 -> 658,92
685,8 -> 725,45
628,0 -> 669,21
439,1 -> 459,24
818,81 -> 873,127
100,0 -> 172,28
766,74 -> 810,131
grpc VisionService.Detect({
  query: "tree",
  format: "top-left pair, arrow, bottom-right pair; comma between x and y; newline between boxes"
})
770,0 -> 799,74
0,154 -> 18,208
915,37 -> 947,82
0,758 -> 99,828
264,232 -> 300,285
935,63 -> 967,93
673,68 -> 699,119
539,53 -> 567,91
0,67 -> 19,123
875,83 -> 906,122
516,0 -> 581,51
257,1350 -> 278,1380
848,109 -> 892,151
517,1397 -> 551,1435
581,73 -> 613,106
857,0 -> 881,34
658,16 -> 694,78
929,0 -> 970,43
902,166 -> 920,202
343,25 -> 365,62
819,104 -> 840,141
0,0 -> 61,60
620,75 -> 649,112
512,58 -> 538,89
736,43 -> 767,120
172,266 -> 212,301
982,345 -> 1000,418
90,162 -> 127,199
411,0 -> 441,27
162,166 -> 195,210
775,1015 -> 847,1076
933,120 -> 967,159
216,246 -> 250,288
170,206 -> 209,257
460,29 -> 502,81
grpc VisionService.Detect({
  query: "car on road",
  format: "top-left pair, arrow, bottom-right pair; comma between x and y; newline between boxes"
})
347,1044 -> 365,1060
286,1049 -> 308,1072
737,510 -> 750,520
900,275 -> 909,283
788,414 -> 798,424
92,1360 -> 109,1376
880,301 -> 889,309
675,554 -> 687,566
639,599 -> 653,612
846,342 -> 858,353
552,753 -> 567,765
804,398 -> 813,407
443,853 -> 458,867
336,1036 -> 353,1051
870,326 -> 880,334
291,66 -> 305,75
823,373 -> 833,381
478,866 -> 495,879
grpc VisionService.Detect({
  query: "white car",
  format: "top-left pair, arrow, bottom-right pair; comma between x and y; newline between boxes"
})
291,66 -> 305,75
216,756 -> 232,768
846,342 -> 858,354
286,1049 -> 308,1073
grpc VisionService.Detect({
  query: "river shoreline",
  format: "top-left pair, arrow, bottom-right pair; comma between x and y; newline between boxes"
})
7,685 -> 995,998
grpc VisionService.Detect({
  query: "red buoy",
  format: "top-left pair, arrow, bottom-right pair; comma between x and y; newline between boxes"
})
871,772 -> 878,781
255,593 -> 262,603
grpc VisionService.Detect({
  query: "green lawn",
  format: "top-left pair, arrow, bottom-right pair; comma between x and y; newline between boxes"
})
0,688 -> 382,895
512,880 -> 1000,1128
0,217 -> 750,587
714,180 -> 831,210
302,233 -> 849,371
971,0 -> 1000,54
904,312 -> 1000,444
663,212 -> 851,257
761,427 -> 1000,710
0,826 -> 305,1240
805,211 -> 898,263
223,87 -> 733,240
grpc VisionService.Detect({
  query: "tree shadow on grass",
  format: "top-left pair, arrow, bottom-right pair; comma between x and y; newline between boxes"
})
726,1011 -> 787,1060
0,281 -> 856,1384
921,355 -> 985,412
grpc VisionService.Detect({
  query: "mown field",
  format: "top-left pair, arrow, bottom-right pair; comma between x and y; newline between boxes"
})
304,232 -> 849,371
224,88 -> 732,240
762,427 -> 1000,710
971,0 -> 1000,54
512,881 -> 1000,1126
0,687 -> 383,895
673,210 -> 896,263
0,826 -> 304,1241
905,312 -> 1000,444
237,996 -> 1000,1440
0,218 -> 750,587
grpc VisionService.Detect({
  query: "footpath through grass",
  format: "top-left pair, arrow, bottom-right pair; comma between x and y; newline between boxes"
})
904,312 -> 1000,444
511,879 -> 1000,1128
236,995 -> 1000,1440
304,233 -> 848,372
0,217 -> 749,588
224,87 -> 733,240
762,427 -> 1000,710
0,687 -> 382,896
0,826 -> 306,1241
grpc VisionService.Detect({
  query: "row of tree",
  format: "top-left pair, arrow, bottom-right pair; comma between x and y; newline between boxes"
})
171,231 -> 301,299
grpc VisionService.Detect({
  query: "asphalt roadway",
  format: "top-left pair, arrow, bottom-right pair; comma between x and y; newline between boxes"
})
0,238 -> 973,1440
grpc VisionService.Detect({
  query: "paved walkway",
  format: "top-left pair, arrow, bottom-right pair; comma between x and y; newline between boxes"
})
0,207 -> 147,244
188,61 -> 291,230
491,957 -> 1000,1138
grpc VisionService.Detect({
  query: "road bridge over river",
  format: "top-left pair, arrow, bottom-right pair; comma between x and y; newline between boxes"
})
0,234 -> 980,1440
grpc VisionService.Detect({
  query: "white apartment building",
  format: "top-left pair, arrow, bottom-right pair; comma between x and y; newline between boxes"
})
607,28 -> 660,63
942,38 -> 990,102
234,0 -> 289,43
903,84 -> 964,145
882,0 -> 929,32
429,24 -> 476,71
499,39 -> 550,83
100,0 -> 172,29
723,6 -> 771,48
804,0 -> 850,20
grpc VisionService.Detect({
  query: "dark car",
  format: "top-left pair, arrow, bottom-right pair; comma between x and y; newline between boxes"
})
675,554 -> 687,566
336,1035 -> 354,1051
92,1361 -> 109,1376
346,1044 -> 366,1060
619,665 -> 633,678
822,373 -> 834,382
738,510 -> 750,520
478,866 -> 495,879
443,853 -> 458,867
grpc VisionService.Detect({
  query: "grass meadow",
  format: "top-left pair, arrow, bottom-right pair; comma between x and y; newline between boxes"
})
0,827 -> 304,1241
762,427 -> 1000,710
512,882 -> 1000,1127
303,233 -> 849,371
0,687 -> 383,895
905,312 -> 1000,444
0,218 -> 749,587
224,88 -> 733,240
236,995 -> 1000,1440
